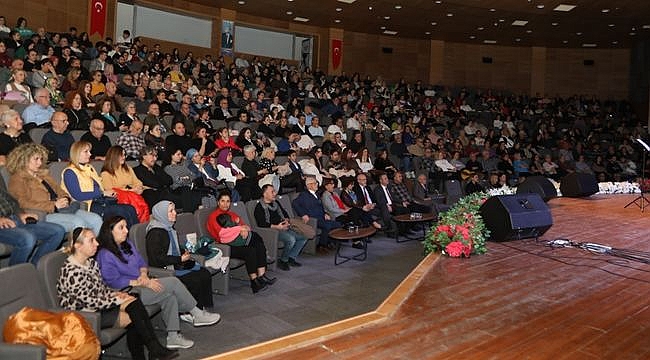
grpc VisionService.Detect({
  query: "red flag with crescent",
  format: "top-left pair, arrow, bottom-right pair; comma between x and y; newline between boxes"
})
332,39 -> 342,70
90,0 -> 107,38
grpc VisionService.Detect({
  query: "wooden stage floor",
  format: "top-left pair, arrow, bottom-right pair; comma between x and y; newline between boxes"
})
248,194 -> 650,359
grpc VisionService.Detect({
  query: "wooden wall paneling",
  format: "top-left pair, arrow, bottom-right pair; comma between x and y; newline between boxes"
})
429,40 -> 445,86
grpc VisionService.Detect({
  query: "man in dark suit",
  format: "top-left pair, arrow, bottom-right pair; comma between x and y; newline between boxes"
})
373,173 -> 399,232
285,150 -> 305,192
212,98 -> 234,121
292,176 -> 340,252
350,173 -> 384,228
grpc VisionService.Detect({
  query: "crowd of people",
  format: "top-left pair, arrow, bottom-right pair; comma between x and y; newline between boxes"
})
0,15 -> 646,358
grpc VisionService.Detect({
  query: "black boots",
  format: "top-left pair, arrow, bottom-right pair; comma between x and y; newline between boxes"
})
261,273 -> 277,285
251,277 -> 268,293
124,299 -> 179,360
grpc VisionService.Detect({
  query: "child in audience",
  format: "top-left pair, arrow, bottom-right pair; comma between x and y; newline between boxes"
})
216,213 -> 249,246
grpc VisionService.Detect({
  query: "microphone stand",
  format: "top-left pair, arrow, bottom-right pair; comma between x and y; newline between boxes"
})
624,138 -> 650,212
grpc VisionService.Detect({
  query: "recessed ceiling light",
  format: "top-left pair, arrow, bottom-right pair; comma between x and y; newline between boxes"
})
582,43 -> 597,47
384,16 -> 391,20
489,8 -> 496,12
537,5 -> 545,9
286,11 -> 293,15
483,40 -> 497,44
368,6 -> 373,10
554,4 -> 576,12
630,32 -> 637,35
380,26 -> 386,30
435,1 -> 442,4
526,30 -> 532,33
643,25 -> 650,29
512,20 -> 528,26
447,13 -> 453,17
237,0 -> 245,4
551,22 -> 559,26
431,22 -> 437,26
394,5 -> 402,10
335,8 -> 342,12
469,35 -> 476,39
383,30 -> 398,35
516,38 -> 521,42
293,16 -> 309,22
337,0 -> 356,3
499,19 -> 505,22
425,31 -> 431,35
608,24 -> 615,27
478,27 -> 484,31
288,0 -> 293,2
576,32 -> 582,35
601,9 -> 610,13
334,19 -> 341,23
563,40 -> 568,44
612,41 -> 618,44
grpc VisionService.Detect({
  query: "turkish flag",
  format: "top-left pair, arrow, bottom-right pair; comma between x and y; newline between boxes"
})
89,0 -> 107,38
332,39 -> 342,70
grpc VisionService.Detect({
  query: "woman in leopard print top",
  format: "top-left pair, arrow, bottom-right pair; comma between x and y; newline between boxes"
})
56,227 -> 177,360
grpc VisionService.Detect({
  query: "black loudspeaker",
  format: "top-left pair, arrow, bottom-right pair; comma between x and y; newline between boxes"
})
482,56 -> 493,64
516,176 -> 557,202
381,47 -> 393,54
560,173 -> 599,197
480,193 -> 553,242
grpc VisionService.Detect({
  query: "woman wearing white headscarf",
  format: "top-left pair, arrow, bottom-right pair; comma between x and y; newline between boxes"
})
146,200 -> 215,310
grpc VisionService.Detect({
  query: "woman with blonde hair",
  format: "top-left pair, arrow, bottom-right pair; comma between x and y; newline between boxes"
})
100,146 -> 151,221
58,227 -> 178,360
6,143 -> 103,234
61,67 -> 81,93
62,141 -> 139,227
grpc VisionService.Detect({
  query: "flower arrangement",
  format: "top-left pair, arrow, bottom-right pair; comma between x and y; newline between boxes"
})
424,192 -> 490,257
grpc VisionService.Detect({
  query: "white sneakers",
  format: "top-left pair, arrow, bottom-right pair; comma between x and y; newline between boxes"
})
179,310 -> 222,327
166,333 -> 194,349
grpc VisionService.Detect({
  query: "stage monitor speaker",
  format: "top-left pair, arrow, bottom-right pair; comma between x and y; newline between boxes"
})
516,176 -> 557,202
560,173 -> 598,197
480,193 -> 553,242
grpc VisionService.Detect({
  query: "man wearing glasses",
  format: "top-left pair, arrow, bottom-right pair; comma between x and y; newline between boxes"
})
41,112 -> 74,162
292,176 -> 340,253
80,118 -> 111,160
22,88 -> 55,128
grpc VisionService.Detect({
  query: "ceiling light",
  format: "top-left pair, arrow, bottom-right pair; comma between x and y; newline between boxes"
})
237,0 -> 245,4
380,26 -> 386,30
337,0 -> 356,3
552,22 -> 559,26
489,8 -> 496,12
601,9 -> 610,13
563,40 -> 568,44
368,6 -> 373,11
554,4 -> 576,12
334,19 -> 341,23
526,30 -> 532,33
515,38 -> 521,42
394,5 -> 402,10
335,8 -> 342,12
512,20 -> 528,26
537,5 -> 545,9
643,25 -> 650,29
612,41 -> 618,44
582,43 -> 597,47
608,24 -> 615,27
435,1 -> 442,4
383,30 -> 398,35
425,31 -> 431,35
431,22 -> 437,26
293,16 -> 309,22
384,16 -> 391,20
288,0 -> 293,2
469,35 -> 476,39
630,32 -> 637,35
286,11 -> 293,15
499,19 -> 505,22
576,32 -> 582,35
478,27 -> 484,30
447,13 -> 453,17
483,40 -> 497,44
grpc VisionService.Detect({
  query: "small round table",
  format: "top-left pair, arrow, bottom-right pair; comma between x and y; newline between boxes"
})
392,213 -> 438,243
328,227 -> 377,265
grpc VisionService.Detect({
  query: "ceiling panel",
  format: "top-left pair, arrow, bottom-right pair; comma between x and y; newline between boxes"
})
202,0 -> 650,48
